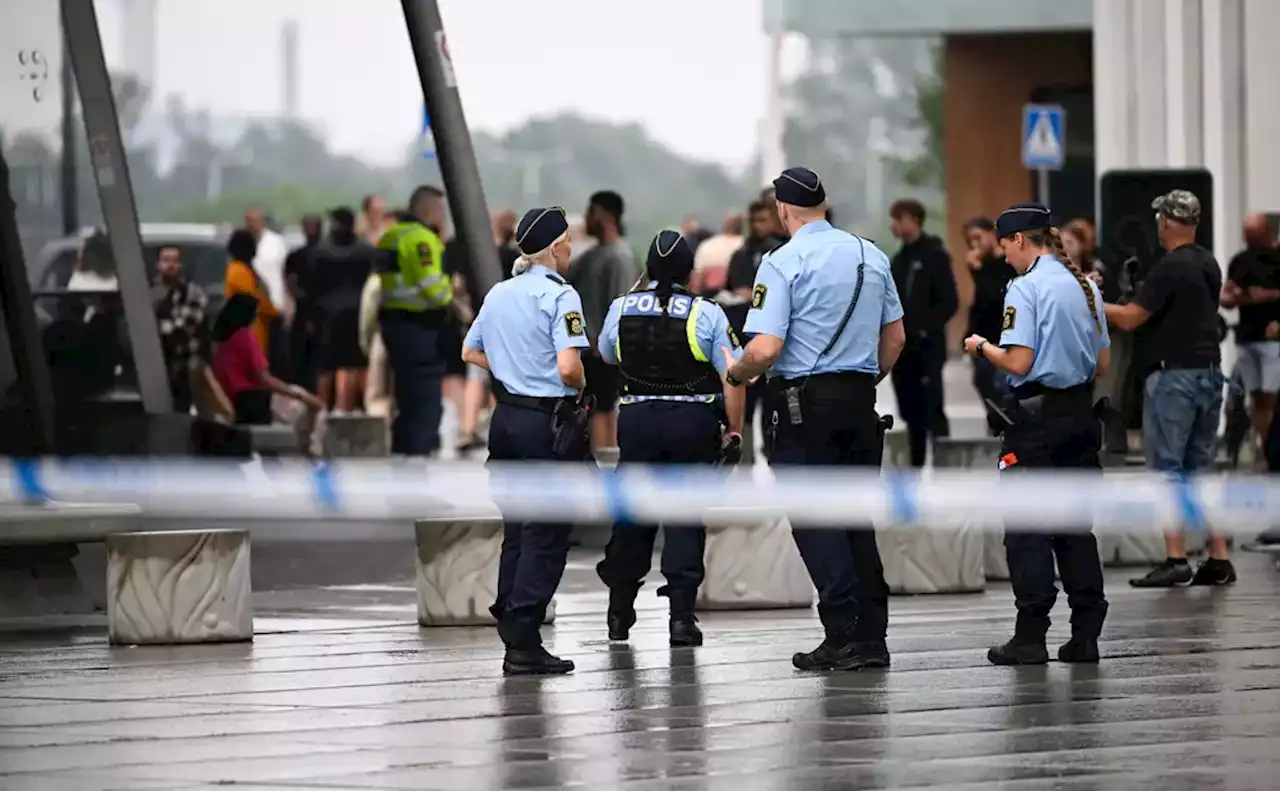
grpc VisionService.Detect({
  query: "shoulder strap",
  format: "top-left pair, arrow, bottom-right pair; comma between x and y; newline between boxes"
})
545,272 -> 566,286
817,237 -> 867,359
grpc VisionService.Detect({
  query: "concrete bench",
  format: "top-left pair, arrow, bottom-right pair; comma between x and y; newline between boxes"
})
697,508 -> 812,610
415,514 -> 557,626
876,436 -> 993,594
323,414 -> 390,458
935,437 -> 1007,583
248,424 -> 305,456
106,529 -> 253,645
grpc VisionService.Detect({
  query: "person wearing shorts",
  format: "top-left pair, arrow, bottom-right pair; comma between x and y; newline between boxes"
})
1222,213 -> 1280,462
1105,190 -> 1236,588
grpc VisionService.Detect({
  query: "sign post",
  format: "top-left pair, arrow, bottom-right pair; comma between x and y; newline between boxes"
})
1021,104 -> 1066,207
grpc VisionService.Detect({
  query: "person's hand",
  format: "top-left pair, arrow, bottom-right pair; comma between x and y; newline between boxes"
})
1267,321 -> 1279,340
721,346 -> 760,385
963,334 -> 987,357
965,248 -> 984,271
1086,270 -> 1103,285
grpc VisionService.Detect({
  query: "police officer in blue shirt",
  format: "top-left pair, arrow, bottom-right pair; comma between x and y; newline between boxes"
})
962,202 -> 1110,666
724,167 -> 907,672
462,206 -> 588,676
594,230 -> 747,648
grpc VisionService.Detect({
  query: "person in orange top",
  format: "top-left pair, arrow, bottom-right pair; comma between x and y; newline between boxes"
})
224,229 -> 279,353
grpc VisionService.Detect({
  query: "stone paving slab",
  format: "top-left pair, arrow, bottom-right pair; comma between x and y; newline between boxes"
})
2,551 -> 1279,790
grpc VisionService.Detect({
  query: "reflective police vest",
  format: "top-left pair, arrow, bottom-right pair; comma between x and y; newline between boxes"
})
615,287 -> 720,399
375,221 -> 452,313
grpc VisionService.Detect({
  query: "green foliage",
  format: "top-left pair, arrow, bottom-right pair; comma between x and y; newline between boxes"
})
895,42 -> 945,189
162,183 -> 354,225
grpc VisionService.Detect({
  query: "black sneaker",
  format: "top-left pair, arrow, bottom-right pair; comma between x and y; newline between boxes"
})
1129,558 -> 1193,588
1190,558 -> 1237,586
669,617 -> 703,647
792,637 -> 890,671
1057,637 -> 1101,663
987,639 -> 1050,665
503,646 -> 574,676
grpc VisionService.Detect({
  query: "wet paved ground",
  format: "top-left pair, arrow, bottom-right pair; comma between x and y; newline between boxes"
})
2,550 -> 1280,790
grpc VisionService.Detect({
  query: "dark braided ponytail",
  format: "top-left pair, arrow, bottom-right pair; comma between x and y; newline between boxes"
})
654,270 -> 674,316
1026,227 -> 1102,333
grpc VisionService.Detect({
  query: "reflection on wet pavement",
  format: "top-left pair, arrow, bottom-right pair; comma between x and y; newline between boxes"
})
1,550 -> 1279,790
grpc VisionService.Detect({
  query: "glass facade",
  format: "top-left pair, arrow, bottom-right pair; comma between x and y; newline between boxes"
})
772,0 -> 1092,37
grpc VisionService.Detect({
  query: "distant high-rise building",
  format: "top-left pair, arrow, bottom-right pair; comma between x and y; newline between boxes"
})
282,20 -> 299,119
121,0 -> 158,89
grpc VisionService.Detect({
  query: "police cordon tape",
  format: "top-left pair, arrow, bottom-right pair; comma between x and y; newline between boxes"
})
1,458 -> 1279,535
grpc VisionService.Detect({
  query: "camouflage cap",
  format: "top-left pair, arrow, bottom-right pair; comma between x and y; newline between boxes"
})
1152,189 -> 1201,225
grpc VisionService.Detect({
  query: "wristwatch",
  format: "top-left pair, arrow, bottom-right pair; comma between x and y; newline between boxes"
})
726,368 -> 744,387
975,340 -> 986,358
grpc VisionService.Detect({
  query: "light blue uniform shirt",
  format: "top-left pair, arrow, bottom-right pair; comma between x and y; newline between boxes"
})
463,264 -> 589,397
744,220 -> 903,378
999,255 -> 1110,389
598,284 -> 742,401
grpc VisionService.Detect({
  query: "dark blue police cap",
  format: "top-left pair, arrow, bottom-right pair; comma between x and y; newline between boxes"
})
995,202 -> 1054,239
772,167 -> 826,208
515,206 -> 568,256
646,229 -> 694,277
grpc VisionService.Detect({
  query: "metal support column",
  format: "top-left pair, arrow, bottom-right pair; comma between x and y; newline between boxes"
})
400,0 -> 502,300
59,45 -> 78,235
61,0 -> 171,413
0,148 -> 58,455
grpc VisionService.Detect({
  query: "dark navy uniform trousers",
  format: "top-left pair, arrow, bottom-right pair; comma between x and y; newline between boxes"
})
596,400 -> 722,615
1000,386 -> 1108,640
487,401 -> 573,649
769,372 -> 890,641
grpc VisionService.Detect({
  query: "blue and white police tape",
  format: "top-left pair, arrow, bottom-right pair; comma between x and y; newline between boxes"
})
1,458 -> 1278,535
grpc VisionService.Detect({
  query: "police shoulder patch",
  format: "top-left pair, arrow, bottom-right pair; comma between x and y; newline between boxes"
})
751,283 -> 768,310
564,310 -> 585,337
1002,306 -> 1016,332
727,326 -> 742,350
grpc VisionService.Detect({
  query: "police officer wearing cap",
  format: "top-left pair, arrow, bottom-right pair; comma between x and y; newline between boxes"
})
962,202 -> 1110,666
594,230 -> 747,648
724,167 -> 906,672
462,206 -> 588,676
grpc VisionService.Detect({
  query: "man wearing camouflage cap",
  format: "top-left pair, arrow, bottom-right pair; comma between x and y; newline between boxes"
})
1104,189 -> 1237,588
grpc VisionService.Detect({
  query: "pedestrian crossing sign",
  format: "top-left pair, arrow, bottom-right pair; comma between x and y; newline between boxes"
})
1022,104 -> 1066,170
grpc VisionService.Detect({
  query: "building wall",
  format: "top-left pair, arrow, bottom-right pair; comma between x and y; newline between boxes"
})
941,32 -> 1092,341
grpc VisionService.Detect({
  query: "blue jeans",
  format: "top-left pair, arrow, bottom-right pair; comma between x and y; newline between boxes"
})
1143,368 -> 1224,474
379,313 -> 444,456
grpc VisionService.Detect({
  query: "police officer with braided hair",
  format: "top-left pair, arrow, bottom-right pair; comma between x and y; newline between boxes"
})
595,230 -> 747,647
962,202 -> 1110,666
462,206 -> 588,676
725,167 -> 906,672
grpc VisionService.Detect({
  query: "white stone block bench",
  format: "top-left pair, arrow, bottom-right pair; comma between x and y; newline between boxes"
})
697,508 -> 813,610
933,437 -> 1006,583
106,529 -> 253,645
415,514 -> 557,626
323,414 -> 390,458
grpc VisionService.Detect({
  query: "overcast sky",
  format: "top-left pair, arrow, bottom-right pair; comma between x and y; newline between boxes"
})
79,0 -> 773,172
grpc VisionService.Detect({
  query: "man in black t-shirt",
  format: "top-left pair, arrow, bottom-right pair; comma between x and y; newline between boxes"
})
1221,213 -> 1280,463
962,217 -> 1015,435
1104,190 -> 1234,588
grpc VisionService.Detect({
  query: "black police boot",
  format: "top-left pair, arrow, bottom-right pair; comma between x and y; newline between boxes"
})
503,645 -> 575,676
792,626 -> 890,672
606,586 -> 639,641
987,614 -> 1050,666
499,609 -> 574,676
667,588 -> 702,647
1059,606 -> 1105,663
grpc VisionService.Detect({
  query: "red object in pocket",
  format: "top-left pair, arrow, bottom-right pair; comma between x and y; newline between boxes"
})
999,452 -> 1018,470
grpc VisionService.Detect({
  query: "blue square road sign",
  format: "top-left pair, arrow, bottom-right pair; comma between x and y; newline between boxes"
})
1022,104 -> 1066,171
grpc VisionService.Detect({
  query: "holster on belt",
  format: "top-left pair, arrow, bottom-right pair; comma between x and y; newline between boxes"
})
551,393 -> 595,461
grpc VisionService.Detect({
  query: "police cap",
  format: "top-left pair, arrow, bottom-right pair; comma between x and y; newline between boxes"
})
515,206 -> 568,256
645,229 -> 695,282
995,202 -> 1053,239
772,167 -> 827,208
